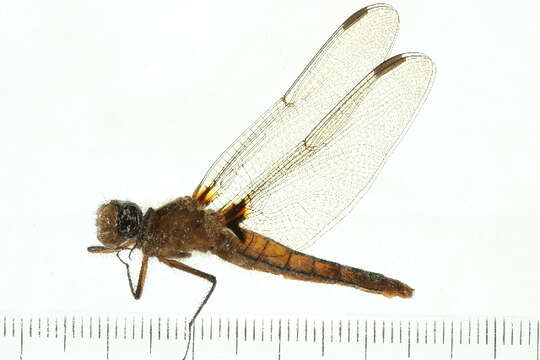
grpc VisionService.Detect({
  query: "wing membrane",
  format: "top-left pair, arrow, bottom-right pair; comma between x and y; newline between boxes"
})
194,4 -> 399,208
223,54 -> 435,250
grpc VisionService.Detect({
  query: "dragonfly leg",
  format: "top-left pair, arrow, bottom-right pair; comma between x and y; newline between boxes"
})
116,253 -> 149,299
157,257 -> 216,360
87,239 -> 136,254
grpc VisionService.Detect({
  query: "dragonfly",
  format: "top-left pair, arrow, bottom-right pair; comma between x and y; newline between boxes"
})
88,3 -> 434,357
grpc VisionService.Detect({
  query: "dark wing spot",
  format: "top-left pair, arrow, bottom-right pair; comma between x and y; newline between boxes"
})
372,55 -> 406,78
192,184 -> 216,206
342,7 -> 368,30
221,198 -> 251,241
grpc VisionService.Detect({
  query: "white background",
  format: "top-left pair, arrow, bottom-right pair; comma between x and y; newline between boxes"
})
0,0 -> 539,321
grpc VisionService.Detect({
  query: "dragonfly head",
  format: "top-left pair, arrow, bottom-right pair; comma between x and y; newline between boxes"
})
96,200 -> 143,248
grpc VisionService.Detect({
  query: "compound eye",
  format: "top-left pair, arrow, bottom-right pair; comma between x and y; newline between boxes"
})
117,202 -> 143,238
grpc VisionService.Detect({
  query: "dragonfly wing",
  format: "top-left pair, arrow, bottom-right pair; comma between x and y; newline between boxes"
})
194,4 -> 400,209
221,54 -> 435,250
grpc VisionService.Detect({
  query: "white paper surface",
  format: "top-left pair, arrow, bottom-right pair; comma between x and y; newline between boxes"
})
0,0 -> 539,323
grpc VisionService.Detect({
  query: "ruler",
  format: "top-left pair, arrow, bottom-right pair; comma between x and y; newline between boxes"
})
0,315 -> 537,359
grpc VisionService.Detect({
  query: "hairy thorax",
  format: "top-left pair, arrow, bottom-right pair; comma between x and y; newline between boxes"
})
139,196 -> 227,257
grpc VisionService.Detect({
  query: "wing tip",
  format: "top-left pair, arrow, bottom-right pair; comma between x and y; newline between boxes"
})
373,53 -> 435,79
342,8 -> 368,30
342,3 -> 398,31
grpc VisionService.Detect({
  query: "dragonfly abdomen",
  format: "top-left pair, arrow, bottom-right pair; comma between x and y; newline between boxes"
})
217,228 -> 413,298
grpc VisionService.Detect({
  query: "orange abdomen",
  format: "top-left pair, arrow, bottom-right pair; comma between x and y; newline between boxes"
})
219,228 -> 413,298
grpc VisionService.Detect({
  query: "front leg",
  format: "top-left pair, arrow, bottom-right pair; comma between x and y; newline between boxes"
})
87,239 -> 136,254
116,253 -> 149,300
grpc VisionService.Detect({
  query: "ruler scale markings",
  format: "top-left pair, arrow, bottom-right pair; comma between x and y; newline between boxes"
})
407,321 -> 411,359
536,320 -> 540,360
520,320 -> 523,346
364,320 -> 367,360
304,319 -> 307,342
494,318 -> 497,359
3,316 -> 5,337
512,321 -> 514,346
443,321 -> 445,345
218,318 -> 221,339
503,318 -> 505,345
235,318 -> 238,355
128,317 -> 131,340
451,321 -> 454,360
177,318 -> 179,341
234,318 -> 238,355
227,318 -> 230,341
459,321 -> 462,345
19,318 -> 23,360
63,316 -> 67,351
262,319 -> 265,342
47,318 -> 50,338
400,321 -> 402,344
477,319 -> 480,345
322,320 -> 325,357
149,318 -> 153,354
7,316 -> 540,358
278,319 -> 282,360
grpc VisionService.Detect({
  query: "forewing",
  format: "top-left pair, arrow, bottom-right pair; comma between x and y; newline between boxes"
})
222,54 -> 435,250
193,4 -> 399,208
